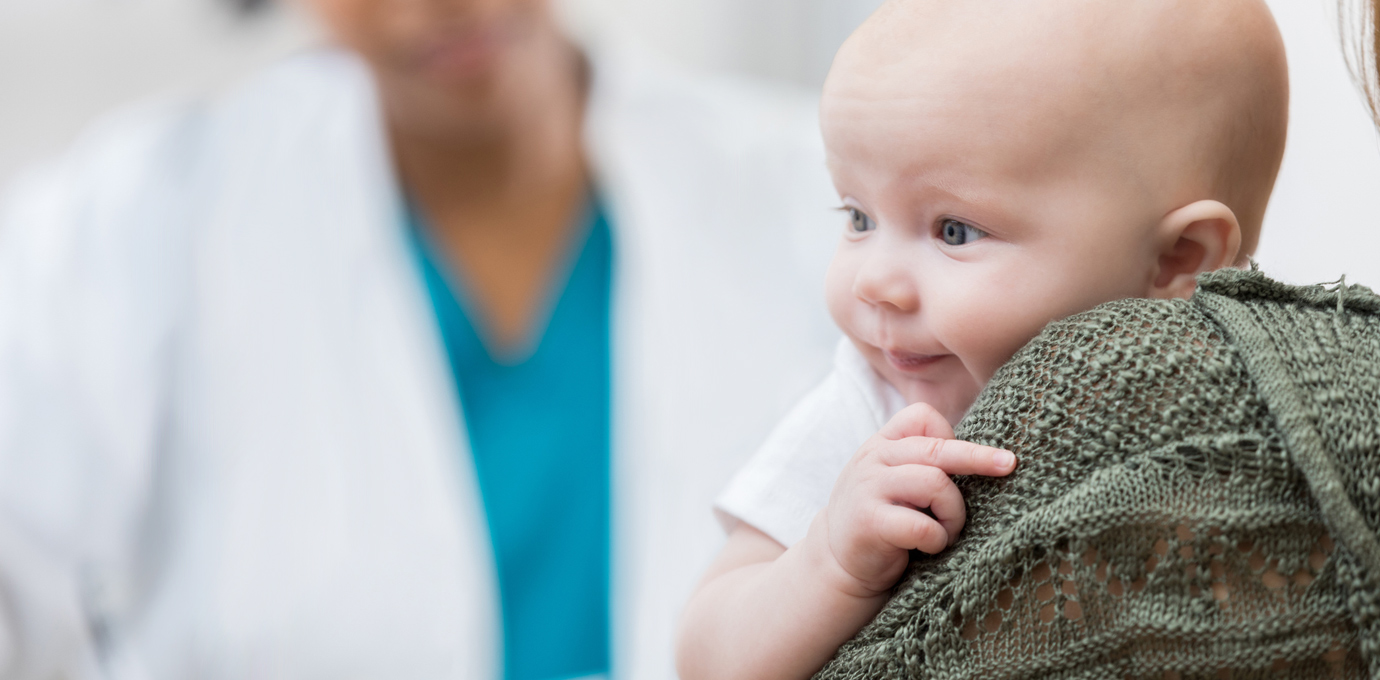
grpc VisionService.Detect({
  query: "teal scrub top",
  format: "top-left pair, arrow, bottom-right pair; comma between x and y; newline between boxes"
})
407,201 -> 612,680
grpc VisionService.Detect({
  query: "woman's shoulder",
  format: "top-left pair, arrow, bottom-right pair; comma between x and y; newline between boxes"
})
581,46 -> 840,311
1,97 -> 204,219
585,46 -> 825,163
1195,266 -> 1380,314
1,49 -> 370,228
957,288 -> 1249,485
0,48 -> 385,342
962,266 -> 1380,556
973,267 -> 1380,427
0,95 -> 210,304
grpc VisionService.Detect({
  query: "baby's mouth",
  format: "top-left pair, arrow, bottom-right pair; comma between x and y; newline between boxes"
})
884,349 -> 948,372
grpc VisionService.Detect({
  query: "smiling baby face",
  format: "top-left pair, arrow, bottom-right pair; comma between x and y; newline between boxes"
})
821,0 -> 1288,424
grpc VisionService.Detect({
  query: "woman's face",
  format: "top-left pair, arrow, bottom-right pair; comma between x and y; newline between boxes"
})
303,0 -> 557,91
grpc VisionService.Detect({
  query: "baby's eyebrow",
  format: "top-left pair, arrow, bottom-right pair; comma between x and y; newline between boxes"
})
895,184 -> 1016,228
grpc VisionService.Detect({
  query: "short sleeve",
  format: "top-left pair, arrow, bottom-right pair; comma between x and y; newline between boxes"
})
714,339 -> 905,548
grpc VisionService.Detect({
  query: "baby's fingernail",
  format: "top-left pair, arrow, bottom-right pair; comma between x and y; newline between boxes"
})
995,451 -> 1016,470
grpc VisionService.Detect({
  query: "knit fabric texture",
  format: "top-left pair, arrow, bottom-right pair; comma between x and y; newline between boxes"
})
814,268 -> 1380,680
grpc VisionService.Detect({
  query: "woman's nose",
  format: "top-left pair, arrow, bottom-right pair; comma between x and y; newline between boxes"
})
853,253 -> 920,313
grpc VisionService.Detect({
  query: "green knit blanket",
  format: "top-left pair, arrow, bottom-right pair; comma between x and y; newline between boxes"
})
815,268 -> 1380,680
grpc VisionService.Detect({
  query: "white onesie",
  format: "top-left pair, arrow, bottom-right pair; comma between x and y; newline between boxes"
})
715,338 -> 908,548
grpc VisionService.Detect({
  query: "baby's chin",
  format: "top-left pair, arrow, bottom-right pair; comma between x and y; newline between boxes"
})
871,359 -> 984,427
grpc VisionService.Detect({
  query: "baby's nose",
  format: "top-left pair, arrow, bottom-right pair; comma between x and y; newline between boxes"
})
854,254 -> 920,313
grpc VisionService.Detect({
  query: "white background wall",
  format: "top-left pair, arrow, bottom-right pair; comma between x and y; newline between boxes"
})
1253,0 -> 1380,287
2,0 -> 1377,286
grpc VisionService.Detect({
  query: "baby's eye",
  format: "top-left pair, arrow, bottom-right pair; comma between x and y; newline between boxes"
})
940,218 -> 987,246
846,207 -> 876,234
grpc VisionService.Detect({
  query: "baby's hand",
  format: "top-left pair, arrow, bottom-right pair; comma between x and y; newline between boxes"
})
810,403 -> 1017,597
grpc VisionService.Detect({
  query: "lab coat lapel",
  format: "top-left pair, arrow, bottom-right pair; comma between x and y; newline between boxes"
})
584,47 -> 840,680
582,52 -> 654,680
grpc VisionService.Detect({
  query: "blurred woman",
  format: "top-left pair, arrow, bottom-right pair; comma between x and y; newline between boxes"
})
0,1 -> 838,678
1342,0 -> 1380,122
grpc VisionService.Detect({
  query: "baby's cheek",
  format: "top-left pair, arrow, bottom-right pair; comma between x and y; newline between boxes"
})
824,254 -> 864,333
953,304 -> 1053,383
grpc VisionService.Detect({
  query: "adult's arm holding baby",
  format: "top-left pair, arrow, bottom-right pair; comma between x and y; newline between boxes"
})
677,403 -> 1016,680
813,271 -> 1380,679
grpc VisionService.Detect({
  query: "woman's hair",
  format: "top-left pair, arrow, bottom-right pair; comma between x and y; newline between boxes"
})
225,0 -> 271,15
1341,0 -> 1380,124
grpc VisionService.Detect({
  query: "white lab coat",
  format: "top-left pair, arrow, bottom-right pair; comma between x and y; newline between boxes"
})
0,47 -> 840,679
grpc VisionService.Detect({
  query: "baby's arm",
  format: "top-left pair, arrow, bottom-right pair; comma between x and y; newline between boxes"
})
677,403 -> 1017,680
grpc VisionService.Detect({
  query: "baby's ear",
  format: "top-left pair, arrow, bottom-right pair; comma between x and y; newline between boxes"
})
1148,200 -> 1242,300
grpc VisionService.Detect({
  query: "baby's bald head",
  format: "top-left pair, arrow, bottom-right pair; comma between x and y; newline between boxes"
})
822,0 -> 1288,258
821,0 -> 1290,416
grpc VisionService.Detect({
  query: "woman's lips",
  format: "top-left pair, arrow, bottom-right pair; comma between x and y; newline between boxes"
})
417,25 -> 515,81
884,349 -> 948,372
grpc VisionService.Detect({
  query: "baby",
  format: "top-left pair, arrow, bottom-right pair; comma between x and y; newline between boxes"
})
677,0 -> 1288,678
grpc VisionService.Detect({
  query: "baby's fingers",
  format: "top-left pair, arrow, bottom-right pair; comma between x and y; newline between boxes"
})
878,402 -> 955,441
879,436 -> 1016,478
882,464 -> 966,544
874,504 -> 949,554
